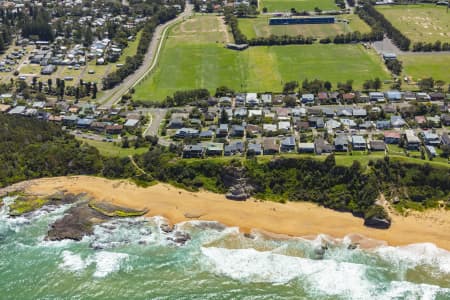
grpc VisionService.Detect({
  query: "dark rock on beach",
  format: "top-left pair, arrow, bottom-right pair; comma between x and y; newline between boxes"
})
364,216 -> 391,229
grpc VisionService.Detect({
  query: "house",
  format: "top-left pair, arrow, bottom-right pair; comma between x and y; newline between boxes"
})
337,108 -> 353,117
405,131 -> 421,150
0,104 -> 11,113
314,138 -> 333,154
234,108 -> 247,118
369,92 -> 385,102
105,124 -> 123,134
167,118 -> 184,129
278,121 -> 291,132
124,119 -> 139,128
246,93 -> 259,106
62,115 -> 78,126
359,121 -> 374,130
342,93 -> 356,102
183,145 -> 204,158
235,94 -> 246,106
426,116 -> 441,127
224,141 -> 245,156
422,132 -> 440,146
248,109 -> 262,118
416,92 -> 431,101
442,114 -> 450,126
219,96 -> 232,106
341,118 -> 357,129
318,92 -> 329,103
403,92 -> 416,101
298,142 -> 315,153
384,131 -> 401,144
204,142 -> 224,156
292,107 -> 307,117
216,124 -> 229,137
370,140 -> 386,151
352,135 -> 366,150
247,143 -> 262,155
263,123 -> 277,133
441,133 -> 450,146
280,136 -> 296,152
76,118 -> 93,128
231,125 -> 245,137
377,120 -> 391,130
261,94 -> 272,105
7,106 -> 26,115
41,64 -> 56,75
308,116 -> 324,128
321,107 -> 335,117
301,94 -> 315,104
415,116 -> 426,125
175,128 -> 199,139
383,104 -> 397,114
199,130 -> 214,139
385,91 -> 402,102
325,119 -> 341,130
263,138 -> 279,155
382,52 -> 397,60
429,92 -> 445,101
334,135 -> 348,152
425,145 -> 437,158
90,121 -> 108,132
246,124 -> 261,136
353,108 -> 367,118
391,115 -> 406,128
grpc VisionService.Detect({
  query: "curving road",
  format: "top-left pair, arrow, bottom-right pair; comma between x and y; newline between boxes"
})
99,3 -> 193,109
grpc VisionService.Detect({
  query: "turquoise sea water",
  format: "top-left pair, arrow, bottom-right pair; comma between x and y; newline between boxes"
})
1,196 -> 449,300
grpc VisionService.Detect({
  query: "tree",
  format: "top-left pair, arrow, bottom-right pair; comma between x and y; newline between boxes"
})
418,77 -> 434,92
122,136 -> 130,148
373,77 -> 382,91
363,79 -> 373,91
283,95 -> 297,107
92,83 -> 98,99
283,81 -> 298,94
219,109 -> 229,124
324,81 -> 332,91
47,78 -> 52,93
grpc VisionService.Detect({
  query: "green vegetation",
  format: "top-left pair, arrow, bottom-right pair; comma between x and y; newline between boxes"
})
77,138 -> 149,158
9,197 -> 49,216
134,15 -> 389,101
376,5 -> 450,44
88,201 -> 147,217
239,15 -> 371,39
260,0 -> 338,12
400,53 -> 450,83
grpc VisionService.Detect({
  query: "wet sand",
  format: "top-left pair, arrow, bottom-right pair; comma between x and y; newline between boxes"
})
13,176 -> 450,250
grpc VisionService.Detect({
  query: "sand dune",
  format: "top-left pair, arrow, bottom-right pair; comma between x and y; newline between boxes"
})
15,176 -> 450,250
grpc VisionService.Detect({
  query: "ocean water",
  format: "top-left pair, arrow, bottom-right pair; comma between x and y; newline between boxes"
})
1,197 -> 449,300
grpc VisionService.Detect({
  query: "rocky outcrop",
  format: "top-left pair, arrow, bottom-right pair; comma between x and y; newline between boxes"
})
222,166 -> 254,201
364,216 -> 391,229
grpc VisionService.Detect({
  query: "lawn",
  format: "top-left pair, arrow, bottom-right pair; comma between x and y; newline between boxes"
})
78,138 -> 149,158
400,53 -> 450,83
134,15 -> 389,102
260,0 -> 338,12
239,15 -> 371,39
376,4 -> 450,43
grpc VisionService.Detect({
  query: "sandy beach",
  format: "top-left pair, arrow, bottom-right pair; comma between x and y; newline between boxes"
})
11,176 -> 450,250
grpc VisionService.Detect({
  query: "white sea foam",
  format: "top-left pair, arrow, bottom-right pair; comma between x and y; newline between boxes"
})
93,251 -> 129,278
381,281 -> 450,300
374,242 -> 450,274
59,250 -> 129,278
59,250 -> 90,273
201,247 -> 373,298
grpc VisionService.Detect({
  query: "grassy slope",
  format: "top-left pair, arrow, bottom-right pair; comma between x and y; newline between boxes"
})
239,15 -> 371,39
77,138 -> 148,158
260,0 -> 338,12
376,4 -> 450,43
400,53 -> 450,83
134,21 -> 389,101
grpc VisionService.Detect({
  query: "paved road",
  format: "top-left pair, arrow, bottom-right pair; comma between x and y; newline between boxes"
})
98,3 -> 193,109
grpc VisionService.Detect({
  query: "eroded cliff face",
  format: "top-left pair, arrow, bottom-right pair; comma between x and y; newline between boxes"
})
221,166 -> 255,201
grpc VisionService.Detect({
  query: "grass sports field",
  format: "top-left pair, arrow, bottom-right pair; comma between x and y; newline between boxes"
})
260,0 -> 338,12
133,15 -> 389,101
400,53 -> 450,83
239,15 -> 371,39
376,4 -> 450,43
